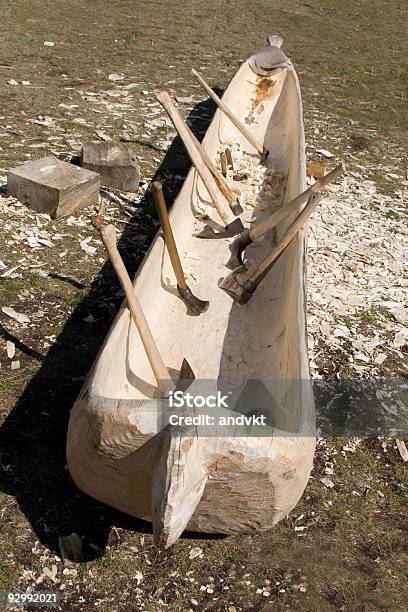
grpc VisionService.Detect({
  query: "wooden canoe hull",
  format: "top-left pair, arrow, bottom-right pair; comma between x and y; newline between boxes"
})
67,45 -> 316,547
68,394 -> 315,546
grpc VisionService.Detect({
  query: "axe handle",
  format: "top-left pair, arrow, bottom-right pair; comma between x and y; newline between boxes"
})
187,126 -> 237,207
156,91 -> 235,227
152,181 -> 187,291
220,150 -> 227,176
191,68 -> 265,157
249,162 -> 345,242
244,192 -> 323,287
100,224 -> 172,389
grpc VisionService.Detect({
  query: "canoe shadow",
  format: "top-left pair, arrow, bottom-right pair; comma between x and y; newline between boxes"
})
0,94 -> 223,561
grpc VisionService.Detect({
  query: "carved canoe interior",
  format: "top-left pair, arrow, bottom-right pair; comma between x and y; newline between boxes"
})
67,44 -> 316,548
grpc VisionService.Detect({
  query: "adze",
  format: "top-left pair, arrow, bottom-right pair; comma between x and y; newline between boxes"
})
219,192 -> 323,304
227,162 -> 345,268
96,222 -> 195,396
152,181 -> 209,316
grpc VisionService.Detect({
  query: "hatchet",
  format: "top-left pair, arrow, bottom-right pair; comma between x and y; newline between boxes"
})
152,181 -> 209,315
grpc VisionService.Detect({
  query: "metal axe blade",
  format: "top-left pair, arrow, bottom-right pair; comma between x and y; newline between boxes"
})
177,284 -> 209,316
153,181 -> 209,316
226,229 -> 252,269
196,217 -> 245,239
218,265 -> 255,305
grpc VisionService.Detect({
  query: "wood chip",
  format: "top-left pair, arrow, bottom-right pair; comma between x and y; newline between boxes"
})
316,148 -> 334,158
396,439 -> 408,462
95,129 -> 113,141
108,73 -> 125,81
320,478 -> 334,489
189,546 -> 203,560
6,340 -> 15,359
307,160 -> 326,178
36,565 -> 58,584
1,306 -> 30,324
80,237 -> 97,256
175,95 -> 194,104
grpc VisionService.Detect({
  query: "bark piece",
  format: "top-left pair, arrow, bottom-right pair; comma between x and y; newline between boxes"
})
307,160 -> 326,179
80,142 -> 140,192
7,156 -> 100,219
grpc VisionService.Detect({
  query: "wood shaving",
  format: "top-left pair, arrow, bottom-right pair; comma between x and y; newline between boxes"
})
216,143 -> 285,213
307,173 -> 407,377
2,306 -> 31,324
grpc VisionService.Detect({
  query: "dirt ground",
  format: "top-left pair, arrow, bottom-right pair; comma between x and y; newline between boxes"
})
0,1 -> 406,611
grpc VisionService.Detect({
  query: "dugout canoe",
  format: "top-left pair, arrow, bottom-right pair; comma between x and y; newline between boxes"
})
67,39 -> 316,548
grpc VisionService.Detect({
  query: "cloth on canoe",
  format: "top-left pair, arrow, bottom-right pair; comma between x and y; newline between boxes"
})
248,46 -> 292,76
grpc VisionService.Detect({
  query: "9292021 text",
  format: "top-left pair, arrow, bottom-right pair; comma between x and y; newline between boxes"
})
0,592 -> 60,606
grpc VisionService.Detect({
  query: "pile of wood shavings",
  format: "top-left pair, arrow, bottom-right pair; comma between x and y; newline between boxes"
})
307,172 -> 407,378
217,143 -> 285,212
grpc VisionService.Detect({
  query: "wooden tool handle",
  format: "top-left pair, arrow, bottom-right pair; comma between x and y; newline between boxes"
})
220,150 -> 227,176
152,182 -> 187,290
187,126 -> 236,207
156,91 -> 234,226
100,224 -> 171,386
191,68 -> 265,157
250,162 -> 345,241
246,193 -> 323,284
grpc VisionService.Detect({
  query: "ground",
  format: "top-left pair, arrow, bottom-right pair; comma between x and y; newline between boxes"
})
0,0 -> 407,610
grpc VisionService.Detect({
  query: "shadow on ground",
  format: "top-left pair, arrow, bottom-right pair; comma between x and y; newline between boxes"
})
0,95 -> 222,560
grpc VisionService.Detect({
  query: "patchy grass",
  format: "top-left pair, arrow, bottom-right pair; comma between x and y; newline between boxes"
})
0,279 -> 26,304
0,560 -> 21,591
0,272 -> 48,305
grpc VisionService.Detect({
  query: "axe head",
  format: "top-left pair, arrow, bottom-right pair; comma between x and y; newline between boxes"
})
175,358 -> 196,392
230,200 -> 244,216
218,266 -> 255,305
260,147 -> 269,164
226,229 -> 252,269
177,284 -> 209,316
197,217 -> 245,239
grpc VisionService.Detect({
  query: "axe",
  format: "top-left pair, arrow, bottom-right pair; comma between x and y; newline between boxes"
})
96,222 -> 195,396
191,68 -> 268,163
152,181 -> 209,316
220,192 -> 323,303
156,91 -> 244,239
227,162 -> 345,268
187,127 -> 243,216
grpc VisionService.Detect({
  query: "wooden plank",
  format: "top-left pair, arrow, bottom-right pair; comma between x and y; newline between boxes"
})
7,155 -> 100,219
80,142 -> 140,192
